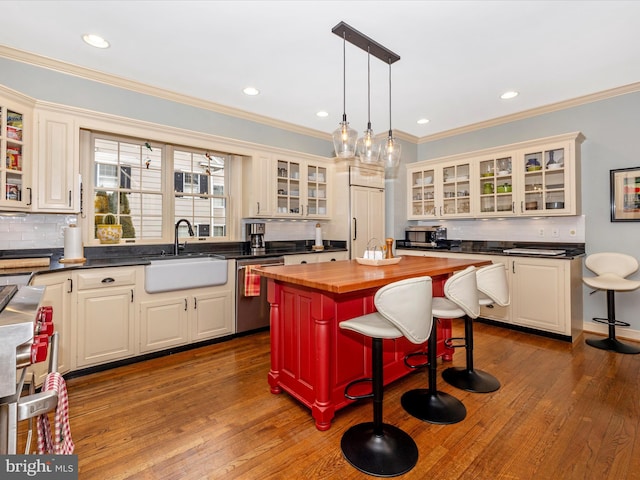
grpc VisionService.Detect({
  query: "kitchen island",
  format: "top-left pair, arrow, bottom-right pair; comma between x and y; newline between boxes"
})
256,255 -> 490,430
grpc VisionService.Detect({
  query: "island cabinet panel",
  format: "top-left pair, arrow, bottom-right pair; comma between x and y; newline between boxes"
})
268,278 -> 452,431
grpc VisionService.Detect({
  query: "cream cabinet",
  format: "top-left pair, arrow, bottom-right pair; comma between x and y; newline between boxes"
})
283,251 -> 349,265
396,249 -> 582,339
0,91 -> 33,211
407,132 -> 584,220
32,107 -> 80,212
275,156 -> 332,219
139,295 -> 189,353
75,267 -> 138,368
29,271 -> 73,383
408,159 -> 471,219
242,152 -> 276,217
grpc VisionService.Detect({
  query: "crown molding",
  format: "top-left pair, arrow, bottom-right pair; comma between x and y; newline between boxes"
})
0,45 -> 331,142
418,82 -> 640,143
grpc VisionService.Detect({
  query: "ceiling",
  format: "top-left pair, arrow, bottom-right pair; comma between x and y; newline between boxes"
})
1,1 -> 640,140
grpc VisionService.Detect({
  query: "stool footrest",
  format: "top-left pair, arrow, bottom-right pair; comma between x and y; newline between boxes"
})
344,377 -> 374,401
444,336 -> 467,350
404,352 -> 428,369
592,316 -> 631,328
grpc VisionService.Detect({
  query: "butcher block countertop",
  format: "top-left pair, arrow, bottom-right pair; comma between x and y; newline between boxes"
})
255,255 -> 491,294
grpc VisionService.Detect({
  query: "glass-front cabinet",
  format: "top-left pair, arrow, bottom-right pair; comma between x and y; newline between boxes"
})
275,157 -> 330,218
408,161 -> 471,219
407,132 -> 584,220
1,99 -> 31,210
478,155 -> 514,216
518,145 -> 569,215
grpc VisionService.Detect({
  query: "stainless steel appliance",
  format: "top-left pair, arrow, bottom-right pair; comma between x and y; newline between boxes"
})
235,256 -> 284,333
246,222 -> 266,255
403,226 -> 447,247
0,285 -> 59,454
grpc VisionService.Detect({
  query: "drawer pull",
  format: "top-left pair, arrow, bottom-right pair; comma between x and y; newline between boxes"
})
101,277 -> 115,284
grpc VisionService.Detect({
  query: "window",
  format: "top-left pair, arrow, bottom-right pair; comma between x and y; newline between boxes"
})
173,149 -> 228,239
85,130 -> 230,244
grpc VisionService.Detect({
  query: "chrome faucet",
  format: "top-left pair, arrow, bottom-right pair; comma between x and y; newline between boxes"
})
174,218 -> 195,255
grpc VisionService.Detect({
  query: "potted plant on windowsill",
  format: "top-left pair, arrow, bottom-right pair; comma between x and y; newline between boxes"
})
96,213 -> 122,244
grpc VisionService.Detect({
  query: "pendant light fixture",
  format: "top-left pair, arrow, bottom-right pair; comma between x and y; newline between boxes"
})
381,58 -> 401,170
331,22 -> 400,169
356,47 -> 381,164
332,30 -> 358,158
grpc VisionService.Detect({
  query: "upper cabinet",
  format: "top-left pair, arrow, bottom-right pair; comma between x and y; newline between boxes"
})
408,132 -> 585,220
32,107 -> 81,213
0,92 -> 32,210
243,152 -> 333,219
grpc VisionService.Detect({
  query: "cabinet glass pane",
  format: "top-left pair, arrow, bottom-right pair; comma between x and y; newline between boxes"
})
411,169 -> 435,217
523,147 -> 566,212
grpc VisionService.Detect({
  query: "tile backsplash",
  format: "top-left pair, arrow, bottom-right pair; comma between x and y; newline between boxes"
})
0,214 -> 76,250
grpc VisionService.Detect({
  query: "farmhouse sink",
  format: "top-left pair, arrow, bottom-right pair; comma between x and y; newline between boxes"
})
144,256 -> 228,293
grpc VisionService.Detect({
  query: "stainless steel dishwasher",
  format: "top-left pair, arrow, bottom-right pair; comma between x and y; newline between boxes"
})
235,256 -> 284,333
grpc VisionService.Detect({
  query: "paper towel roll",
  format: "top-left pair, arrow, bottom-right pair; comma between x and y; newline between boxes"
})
315,223 -> 322,247
64,225 -> 83,259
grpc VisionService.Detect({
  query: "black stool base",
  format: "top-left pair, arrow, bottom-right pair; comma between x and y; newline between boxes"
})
401,389 -> 466,425
341,422 -> 418,477
442,367 -> 500,393
586,337 -> 640,354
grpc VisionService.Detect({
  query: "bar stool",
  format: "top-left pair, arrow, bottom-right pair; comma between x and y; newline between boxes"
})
339,276 -> 433,477
583,252 -> 640,354
442,263 -> 508,393
401,266 -> 476,425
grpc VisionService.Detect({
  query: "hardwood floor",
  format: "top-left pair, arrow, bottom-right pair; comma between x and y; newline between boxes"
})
28,324 -> 640,479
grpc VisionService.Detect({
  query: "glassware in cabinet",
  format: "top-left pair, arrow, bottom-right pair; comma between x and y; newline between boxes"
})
2,106 -> 27,204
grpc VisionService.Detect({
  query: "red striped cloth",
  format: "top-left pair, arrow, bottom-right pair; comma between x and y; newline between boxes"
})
37,372 -> 74,454
244,265 -> 261,297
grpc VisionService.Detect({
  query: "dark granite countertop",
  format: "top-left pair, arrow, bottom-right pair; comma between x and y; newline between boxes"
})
0,240 -> 348,281
395,240 -> 585,259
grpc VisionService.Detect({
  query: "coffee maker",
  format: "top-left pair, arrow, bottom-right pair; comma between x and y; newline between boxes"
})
246,222 -> 266,255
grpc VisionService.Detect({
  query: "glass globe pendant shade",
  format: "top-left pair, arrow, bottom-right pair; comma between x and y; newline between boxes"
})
356,125 -> 381,164
381,133 -> 401,170
333,117 -> 358,158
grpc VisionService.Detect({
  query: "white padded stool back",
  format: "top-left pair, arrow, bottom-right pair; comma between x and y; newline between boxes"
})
443,266 -> 480,319
375,276 -> 433,345
477,263 -> 510,307
586,252 -> 639,278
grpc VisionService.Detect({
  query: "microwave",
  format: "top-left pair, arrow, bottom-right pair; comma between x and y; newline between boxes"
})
403,226 -> 447,246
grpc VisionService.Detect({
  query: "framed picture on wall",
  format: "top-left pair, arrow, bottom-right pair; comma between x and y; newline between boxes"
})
611,167 -> 640,222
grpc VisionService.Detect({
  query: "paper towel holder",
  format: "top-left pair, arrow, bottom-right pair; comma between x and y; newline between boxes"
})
312,223 -> 325,251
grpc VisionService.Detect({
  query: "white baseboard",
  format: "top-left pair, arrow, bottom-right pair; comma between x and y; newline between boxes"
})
582,321 -> 640,342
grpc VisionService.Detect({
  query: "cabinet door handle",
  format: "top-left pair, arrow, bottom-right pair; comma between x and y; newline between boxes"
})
512,262 -> 516,274
352,218 -> 357,240
184,298 -> 188,311
68,190 -> 72,208
26,188 -> 32,206
520,201 -> 524,213
301,260 -> 307,264
194,297 -> 197,309
101,277 -> 115,284
130,289 -> 134,303
67,278 -> 73,294
257,202 -> 260,214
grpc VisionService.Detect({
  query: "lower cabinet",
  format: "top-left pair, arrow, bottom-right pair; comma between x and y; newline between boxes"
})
139,287 -> 233,353
30,262 -> 235,373
76,285 -> 136,367
396,249 -> 583,339
29,271 -> 73,383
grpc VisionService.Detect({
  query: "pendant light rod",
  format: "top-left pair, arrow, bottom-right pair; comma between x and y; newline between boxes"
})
332,21 -> 400,65
387,58 -> 393,134
366,47 -> 372,129
341,31 -> 347,121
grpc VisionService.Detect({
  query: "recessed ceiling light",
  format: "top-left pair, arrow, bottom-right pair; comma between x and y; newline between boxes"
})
82,34 -> 110,49
500,91 -> 519,100
417,118 -> 430,125
243,87 -> 260,96
316,111 -> 329,118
